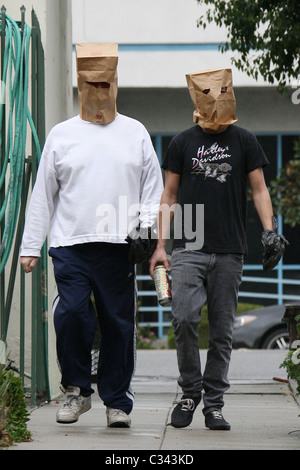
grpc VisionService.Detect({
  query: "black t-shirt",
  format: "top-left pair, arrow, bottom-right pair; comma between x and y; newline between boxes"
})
162,124 -> 269,254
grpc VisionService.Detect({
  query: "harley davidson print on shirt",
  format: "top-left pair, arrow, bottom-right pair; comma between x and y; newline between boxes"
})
191,142 -> 232,183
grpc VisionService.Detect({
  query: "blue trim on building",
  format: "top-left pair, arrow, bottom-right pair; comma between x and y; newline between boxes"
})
72,43 -> 226,52
118,43 -> 226,52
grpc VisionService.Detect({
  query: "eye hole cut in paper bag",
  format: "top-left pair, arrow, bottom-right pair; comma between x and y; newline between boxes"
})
186,68 -> 238,131
76,43 -> 118,124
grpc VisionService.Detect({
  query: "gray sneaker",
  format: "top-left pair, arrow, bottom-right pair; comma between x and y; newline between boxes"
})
106,407 -> 131,428
56,386 -> 91,424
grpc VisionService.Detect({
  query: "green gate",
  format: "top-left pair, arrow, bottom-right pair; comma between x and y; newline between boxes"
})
0,6 -> 50,405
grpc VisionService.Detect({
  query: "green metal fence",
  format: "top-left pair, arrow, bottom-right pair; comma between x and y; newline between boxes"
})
0,6 -> 49,405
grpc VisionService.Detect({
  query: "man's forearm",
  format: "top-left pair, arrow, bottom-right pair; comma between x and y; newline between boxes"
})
149,170 -> 180,276
158,191 -> 178,246
248,168 -> 274,231
149,191 -> 178,276
252,187 -> 274,230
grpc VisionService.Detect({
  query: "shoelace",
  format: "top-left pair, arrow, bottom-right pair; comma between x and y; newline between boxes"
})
63,396 -> 81,409
173,398 -> 195,412
211,411 -> 223,420
109,409 -> 126,417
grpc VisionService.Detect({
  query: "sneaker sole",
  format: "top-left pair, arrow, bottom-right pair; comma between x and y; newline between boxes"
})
170,419 -> 192,428
107,421 -> 131,428
56,418 -> 79,424
205,423 -> 231,431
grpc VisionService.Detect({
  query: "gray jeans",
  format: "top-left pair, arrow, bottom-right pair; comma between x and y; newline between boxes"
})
171,249 -> 243,415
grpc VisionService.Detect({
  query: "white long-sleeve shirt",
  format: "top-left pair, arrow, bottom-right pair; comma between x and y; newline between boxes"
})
20,114 -> 164,257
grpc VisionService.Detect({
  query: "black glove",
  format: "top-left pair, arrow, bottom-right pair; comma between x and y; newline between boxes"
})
261,216 -> 289,271
126,225 -> 158,264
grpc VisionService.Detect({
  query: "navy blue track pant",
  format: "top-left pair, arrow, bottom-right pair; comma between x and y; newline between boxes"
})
49,242 -> 136,414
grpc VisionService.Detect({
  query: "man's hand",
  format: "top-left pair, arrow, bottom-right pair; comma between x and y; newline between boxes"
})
261,217 -> 289,271
19,256 -> 39,273
149,243 -> 170,278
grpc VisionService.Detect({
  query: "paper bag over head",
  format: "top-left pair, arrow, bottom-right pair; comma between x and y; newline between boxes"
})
186,68 -> 238,131
76,43 -> 119,124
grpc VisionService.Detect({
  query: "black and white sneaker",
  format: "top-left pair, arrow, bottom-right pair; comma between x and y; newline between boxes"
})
204,410 -> 231,430
170,394 -> 202,428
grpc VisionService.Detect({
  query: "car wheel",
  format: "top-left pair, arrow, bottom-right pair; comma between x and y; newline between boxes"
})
261,327 -> 289,350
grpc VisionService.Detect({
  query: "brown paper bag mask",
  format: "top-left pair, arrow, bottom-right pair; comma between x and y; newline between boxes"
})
186,68 -> 238,131
76,43 -> 118,124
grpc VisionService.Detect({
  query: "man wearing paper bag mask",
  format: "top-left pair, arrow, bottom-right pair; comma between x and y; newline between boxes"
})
76,42 -> 118,124
19,43 -> 163,429
150,68 -> 288,431
186,68 -> 237,132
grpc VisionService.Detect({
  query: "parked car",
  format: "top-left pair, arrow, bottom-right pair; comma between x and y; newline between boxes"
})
232,304 -> 289,350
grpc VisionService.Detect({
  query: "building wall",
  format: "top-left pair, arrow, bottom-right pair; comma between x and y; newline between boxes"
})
72,0 -> 227,45
72,0 -> 266,88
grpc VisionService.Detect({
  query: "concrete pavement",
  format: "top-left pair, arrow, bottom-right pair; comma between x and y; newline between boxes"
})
6,349 -> 300,452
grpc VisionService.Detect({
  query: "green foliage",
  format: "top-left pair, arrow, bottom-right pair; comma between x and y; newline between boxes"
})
296,314 -> 300,338
197,0 -> 300,90
269,138 -> 300,227
167,302 -> 262,349
281,350 -> 300,395
0,366 -> 31,447
136,325 -> 157,349
280,315 -> 300,395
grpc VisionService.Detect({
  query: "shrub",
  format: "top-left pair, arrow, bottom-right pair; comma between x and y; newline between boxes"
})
280,314 -> 300,395
0,366 -> 31,448
280,349 -> 300,395
136,325 -> 157,349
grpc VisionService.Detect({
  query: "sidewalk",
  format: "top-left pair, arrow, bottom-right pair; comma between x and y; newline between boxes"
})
7,349 -> 300,451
